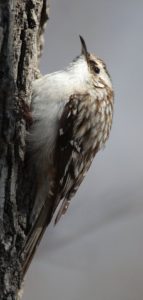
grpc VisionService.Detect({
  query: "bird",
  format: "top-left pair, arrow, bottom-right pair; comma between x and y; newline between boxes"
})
22,36 -> 114,276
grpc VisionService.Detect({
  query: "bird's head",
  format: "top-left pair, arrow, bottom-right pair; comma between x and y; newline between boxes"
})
79,36 -> 112,90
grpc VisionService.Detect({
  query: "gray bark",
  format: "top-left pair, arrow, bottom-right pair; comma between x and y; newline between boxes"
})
0,0 -> 49,299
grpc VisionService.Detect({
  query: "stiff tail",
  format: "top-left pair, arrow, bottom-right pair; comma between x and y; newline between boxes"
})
22,200 -> 53,278
21,194 -> 68,277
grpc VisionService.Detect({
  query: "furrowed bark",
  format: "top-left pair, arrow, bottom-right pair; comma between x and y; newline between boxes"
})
0,1 -> 49,299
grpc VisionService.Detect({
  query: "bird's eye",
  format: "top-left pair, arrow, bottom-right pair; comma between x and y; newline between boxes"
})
94,66 -> 100,74
90,60 -> 100,74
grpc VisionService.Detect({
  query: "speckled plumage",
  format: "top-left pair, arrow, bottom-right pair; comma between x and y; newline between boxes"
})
23,37 -> 114,275
53,89 -> 113,223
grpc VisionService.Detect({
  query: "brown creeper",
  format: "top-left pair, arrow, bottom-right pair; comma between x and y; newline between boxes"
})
23,36 -> 114,275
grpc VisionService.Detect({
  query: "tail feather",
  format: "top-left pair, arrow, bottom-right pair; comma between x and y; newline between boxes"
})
22,200 -> 53,278
21,194 -> 69,277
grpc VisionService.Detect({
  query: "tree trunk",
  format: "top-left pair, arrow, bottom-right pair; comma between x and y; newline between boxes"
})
0,1 -> 49,299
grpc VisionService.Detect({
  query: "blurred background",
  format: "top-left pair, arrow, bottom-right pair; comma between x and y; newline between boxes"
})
23,1 -> 143,299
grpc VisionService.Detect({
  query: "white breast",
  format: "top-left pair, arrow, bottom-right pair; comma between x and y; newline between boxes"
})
29,58 -> 91,167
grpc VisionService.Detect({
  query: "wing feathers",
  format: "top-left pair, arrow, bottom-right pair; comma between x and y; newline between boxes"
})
53,93 -> 97,221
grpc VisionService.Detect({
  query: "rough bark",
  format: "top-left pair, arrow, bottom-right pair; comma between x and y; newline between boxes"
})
0,0 -> 49,299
